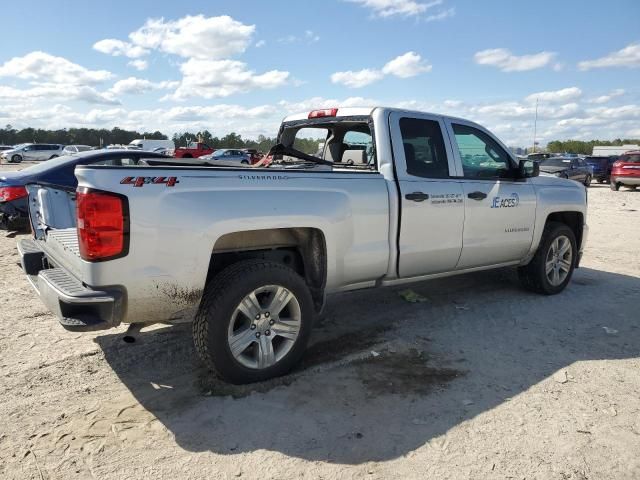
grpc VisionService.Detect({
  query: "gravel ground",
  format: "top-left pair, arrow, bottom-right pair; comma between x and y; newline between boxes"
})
1,163 -> 639,479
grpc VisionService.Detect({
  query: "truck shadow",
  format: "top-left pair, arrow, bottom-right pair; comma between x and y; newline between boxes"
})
95,266 -> 640,464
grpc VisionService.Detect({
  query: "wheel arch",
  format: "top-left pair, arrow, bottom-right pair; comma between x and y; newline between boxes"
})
206,227 -> 327,312
545,211 -> 584,252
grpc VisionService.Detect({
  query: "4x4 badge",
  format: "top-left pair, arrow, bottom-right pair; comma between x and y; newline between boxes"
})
120,176 -> 179,187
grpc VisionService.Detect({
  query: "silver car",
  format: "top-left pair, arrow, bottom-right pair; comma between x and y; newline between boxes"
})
200,148 -> 250,165
1,143 -> 64,163
62,145 -> 92,155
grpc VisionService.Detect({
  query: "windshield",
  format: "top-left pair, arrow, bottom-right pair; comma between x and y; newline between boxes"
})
77,146 -> 91,152
541,158 -> 571,167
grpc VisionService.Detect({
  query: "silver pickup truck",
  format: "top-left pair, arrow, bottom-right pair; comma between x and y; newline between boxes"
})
18,107 -> 588,384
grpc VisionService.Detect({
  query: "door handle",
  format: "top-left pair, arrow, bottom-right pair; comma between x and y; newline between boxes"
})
405,192 -> 429,202
467,191 -> 487,201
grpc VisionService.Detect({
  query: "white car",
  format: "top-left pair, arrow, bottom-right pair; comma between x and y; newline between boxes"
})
1,143 -> 64,163
62,145 -> 92,155
20,106 -> 588,384
128,139 -> 175,152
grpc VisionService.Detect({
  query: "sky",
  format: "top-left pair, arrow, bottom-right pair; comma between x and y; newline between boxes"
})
0,0 -> 639,147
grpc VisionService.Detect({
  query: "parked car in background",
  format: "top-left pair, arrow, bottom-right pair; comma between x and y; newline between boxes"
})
128,139 -> 174,152
174,141 -> 214,159
0,143 -> 64,163
539,156 -> 592,186
62,145 -> 92,155
610,151 -> 640,191
527,152 -> 552,161
0,150 -> 170,230
0,145 -> 13,152
583,155 -> 618,184
199,148 -> 251,164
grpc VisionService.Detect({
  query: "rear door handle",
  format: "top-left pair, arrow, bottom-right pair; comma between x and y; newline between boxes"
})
405,192 -> 429,202
467,191 -> 487,200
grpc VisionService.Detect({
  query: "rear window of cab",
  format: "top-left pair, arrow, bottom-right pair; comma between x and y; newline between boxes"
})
620,154 -> 640,163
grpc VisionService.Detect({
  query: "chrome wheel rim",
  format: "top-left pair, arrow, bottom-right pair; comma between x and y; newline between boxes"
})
545,235 -> 572,286
227,285 -> 301,369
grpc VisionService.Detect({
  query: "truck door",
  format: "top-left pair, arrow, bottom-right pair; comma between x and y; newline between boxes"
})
390,112 -> 465,277
444,120 -> 536,269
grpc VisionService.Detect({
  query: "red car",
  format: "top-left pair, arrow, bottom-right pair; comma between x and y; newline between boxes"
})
610,151 -> 640,191
174,142 -> 214,159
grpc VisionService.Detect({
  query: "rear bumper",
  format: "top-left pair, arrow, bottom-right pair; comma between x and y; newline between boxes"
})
18,238 -> 124,332
611,176 -> 640,186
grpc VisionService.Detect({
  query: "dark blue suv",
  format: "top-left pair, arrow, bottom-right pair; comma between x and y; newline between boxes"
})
584,155 -> 618,184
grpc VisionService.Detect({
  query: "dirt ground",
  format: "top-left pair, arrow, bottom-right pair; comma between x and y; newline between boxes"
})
1,163 -> 639,479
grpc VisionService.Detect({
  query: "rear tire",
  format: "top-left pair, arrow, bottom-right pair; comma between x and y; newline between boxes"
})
518,222 -> 577,295
193,259 -> 314,384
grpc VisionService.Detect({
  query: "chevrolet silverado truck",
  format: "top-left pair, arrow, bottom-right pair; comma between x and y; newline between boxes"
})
173,141 -> 214,159
18,107 -> 588,384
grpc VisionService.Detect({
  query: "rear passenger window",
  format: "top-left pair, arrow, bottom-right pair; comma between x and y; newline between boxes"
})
399,118 -> 449,178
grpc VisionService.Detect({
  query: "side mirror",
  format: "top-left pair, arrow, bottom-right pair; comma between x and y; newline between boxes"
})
518,159 -> 539,178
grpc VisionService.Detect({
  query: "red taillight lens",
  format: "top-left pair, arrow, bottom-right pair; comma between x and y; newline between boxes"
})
308,108 -> 338,119
76,190 -> 128,261
612,161 -> 622,168
0,186 -> 28,202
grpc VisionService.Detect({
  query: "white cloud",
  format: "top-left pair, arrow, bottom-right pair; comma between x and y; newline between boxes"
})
128,59 -> 149,71
128,15 -> 254,60
0,84 -> 119,105
109,77 -> 177,95
93,39 -> 148,58
474,48 -> 556,72
332,51 -> 431,88
255,40 -> 266,48
578,43 -> 640,70
331,69 -> 385,88
348,0 -> 453,19
0,51 -> 112,85
167,58 -> 289,100
277,30 -> 320,45
382,51 -> 432,77
525,87 -> 582,104
588,88 -> 625,104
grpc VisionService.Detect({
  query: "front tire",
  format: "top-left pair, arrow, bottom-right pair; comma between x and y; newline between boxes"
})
518,222 -> 577,295
11,154 -> 22,163
584,175 -> 591,187
193,260 -> 314,384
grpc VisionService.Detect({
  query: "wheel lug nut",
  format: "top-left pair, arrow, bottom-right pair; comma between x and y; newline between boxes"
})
269,320 -> 275,325
255,332 -> 261,338
250,324 -> 256,330
255,314 -> 261,320
265,330 -> 270,336
265,312 -> 270,318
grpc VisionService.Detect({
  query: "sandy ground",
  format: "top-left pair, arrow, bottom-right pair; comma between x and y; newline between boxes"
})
1,163 -> 639,479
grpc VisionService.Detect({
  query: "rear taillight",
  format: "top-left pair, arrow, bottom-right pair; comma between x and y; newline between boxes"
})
308,108 -> 338,119
76,189 -> 128,261
0,185 -> 28,202
613,161 -> 623,168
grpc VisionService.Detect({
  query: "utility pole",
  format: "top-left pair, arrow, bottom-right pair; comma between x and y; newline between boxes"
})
532,97 -> 539,153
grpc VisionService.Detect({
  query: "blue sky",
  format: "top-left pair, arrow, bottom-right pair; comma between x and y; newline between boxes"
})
0,0 -> 639,146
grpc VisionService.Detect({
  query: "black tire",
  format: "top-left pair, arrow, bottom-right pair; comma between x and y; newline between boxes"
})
193,259 -> 314,384
610,181 -> 620,191
518,221 -> 577,295
629,186 -> 638,191
11,154 -> 22,163
49,155 -> 58,159
241,160 -> 249,164
584,175 -> 591,187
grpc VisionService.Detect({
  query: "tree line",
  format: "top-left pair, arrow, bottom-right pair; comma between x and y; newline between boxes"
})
546,138 -> 640,155
0,125 -> 323,155
0,125 -> 166,147
172,130 -> 322,155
